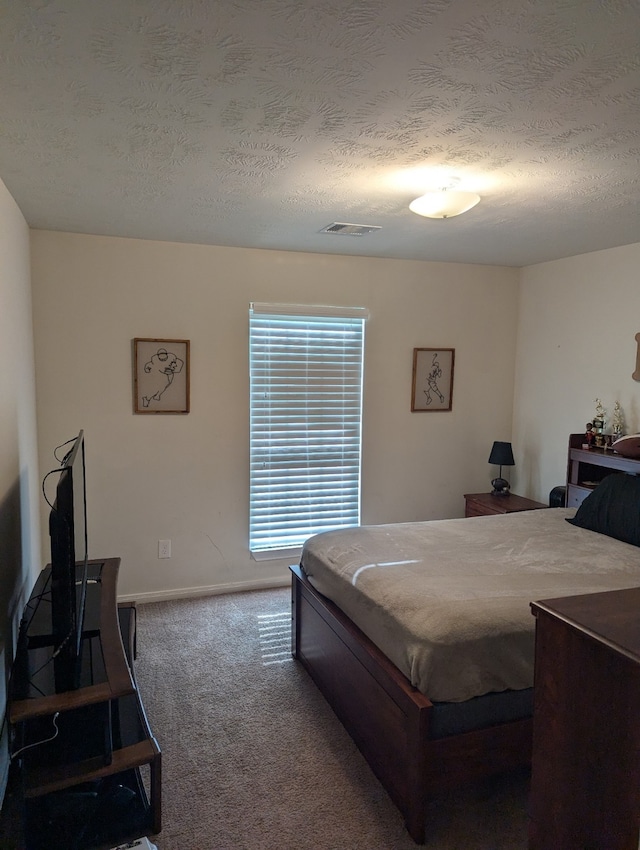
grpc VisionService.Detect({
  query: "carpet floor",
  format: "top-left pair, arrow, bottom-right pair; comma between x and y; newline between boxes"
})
134,586 -> 530,849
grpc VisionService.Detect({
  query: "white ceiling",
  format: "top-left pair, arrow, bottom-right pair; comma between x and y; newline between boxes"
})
1,0 -> 640,267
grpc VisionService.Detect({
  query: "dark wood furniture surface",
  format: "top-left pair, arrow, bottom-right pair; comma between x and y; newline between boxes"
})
529,587 -> 640,849
10,559 -> 135,723
464,492 -> 547,517
566,432 -> 640,508
291,564 -> 532,844
6,558 -> 161,850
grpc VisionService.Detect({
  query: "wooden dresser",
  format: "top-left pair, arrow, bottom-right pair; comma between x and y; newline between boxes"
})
529,587 -> 640,849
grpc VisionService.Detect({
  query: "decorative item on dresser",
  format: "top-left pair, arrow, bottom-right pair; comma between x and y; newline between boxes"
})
464,491 -> 547,518
611,400 -> 625,441
611,433 -> 640,459
592,398 -> 606,446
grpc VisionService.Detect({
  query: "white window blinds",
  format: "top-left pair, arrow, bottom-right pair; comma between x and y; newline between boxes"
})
249,303 -> 368,555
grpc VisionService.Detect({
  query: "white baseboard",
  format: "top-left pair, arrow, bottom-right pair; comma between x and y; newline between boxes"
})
117,575 -> 290,605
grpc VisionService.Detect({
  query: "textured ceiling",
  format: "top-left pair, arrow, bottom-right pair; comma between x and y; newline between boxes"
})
1,0 -> 640,267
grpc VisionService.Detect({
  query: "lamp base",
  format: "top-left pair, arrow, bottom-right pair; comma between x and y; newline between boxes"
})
491,477 -> 511,496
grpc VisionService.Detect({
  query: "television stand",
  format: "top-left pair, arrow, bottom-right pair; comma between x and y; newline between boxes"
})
5,558 -> 161,850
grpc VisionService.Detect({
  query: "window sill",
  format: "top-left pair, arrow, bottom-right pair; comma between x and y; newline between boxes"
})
251,546 -> 303,562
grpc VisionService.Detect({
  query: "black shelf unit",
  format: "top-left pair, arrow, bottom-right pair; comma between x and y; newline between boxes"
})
6,559 -> 161,850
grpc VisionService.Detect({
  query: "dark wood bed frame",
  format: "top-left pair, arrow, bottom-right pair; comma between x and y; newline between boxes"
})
290,564 -> 533,844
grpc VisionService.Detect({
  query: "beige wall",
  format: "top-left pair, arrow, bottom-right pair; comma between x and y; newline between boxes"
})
512,242 -> 640,503
0,178 -> 40,799
31,230 -> 519,601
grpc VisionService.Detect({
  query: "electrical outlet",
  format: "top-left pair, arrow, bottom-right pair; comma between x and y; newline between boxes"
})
158,539 -> 171,559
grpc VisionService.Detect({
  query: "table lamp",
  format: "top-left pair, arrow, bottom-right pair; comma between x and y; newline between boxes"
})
488,441 -> 515,495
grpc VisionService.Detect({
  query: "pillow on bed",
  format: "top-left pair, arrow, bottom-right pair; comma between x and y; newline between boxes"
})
567,473 -> 640,546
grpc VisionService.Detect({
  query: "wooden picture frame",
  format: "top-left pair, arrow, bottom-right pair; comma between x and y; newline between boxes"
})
411,347 -> 454,412
133,338 -> 190,414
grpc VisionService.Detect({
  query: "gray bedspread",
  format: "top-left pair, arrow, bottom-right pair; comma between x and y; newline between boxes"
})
300,508 -> 640,702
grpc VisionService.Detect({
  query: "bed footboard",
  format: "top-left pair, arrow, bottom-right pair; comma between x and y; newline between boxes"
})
290,564 -> 532,844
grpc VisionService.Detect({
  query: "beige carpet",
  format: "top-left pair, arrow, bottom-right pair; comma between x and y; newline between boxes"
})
134,587 -> 530,849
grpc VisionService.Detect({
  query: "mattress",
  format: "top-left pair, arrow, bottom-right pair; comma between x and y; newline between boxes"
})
300,508 -> 640,702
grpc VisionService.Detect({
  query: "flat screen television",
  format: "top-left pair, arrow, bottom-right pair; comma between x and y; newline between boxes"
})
47,430 -> 89,692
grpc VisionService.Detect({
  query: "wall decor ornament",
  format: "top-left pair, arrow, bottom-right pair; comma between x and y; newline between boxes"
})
133,338 -> 190,414
411,348 -> 455,412
634,333 -> 640,381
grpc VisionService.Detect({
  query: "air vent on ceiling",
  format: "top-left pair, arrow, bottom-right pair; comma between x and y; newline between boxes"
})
320,222 -> 382,237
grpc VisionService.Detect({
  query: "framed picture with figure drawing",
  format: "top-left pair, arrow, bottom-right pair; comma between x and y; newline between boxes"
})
134,338 -> 190,414
411,348 -> 454,412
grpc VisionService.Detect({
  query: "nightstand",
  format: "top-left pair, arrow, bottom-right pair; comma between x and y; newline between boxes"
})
464,492 -> 548,518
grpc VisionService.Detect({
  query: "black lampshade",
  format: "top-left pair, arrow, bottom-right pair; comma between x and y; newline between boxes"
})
488,441 -> 515,467
488,441 -> 515,495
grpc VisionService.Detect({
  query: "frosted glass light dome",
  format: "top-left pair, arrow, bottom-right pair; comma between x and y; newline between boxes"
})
409,190 -> 481,219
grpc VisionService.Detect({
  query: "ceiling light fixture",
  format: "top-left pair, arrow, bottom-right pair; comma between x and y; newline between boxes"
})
409,179 -> 481,219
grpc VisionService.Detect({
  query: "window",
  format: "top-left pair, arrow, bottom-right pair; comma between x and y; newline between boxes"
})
249,303 -> 368,557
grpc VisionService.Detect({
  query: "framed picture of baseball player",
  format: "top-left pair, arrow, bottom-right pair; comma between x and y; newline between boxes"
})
134,338 -> 190,414
411,347 -> 454,412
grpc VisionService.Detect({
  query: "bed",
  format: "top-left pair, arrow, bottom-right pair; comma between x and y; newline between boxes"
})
290,475 -> 640,843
